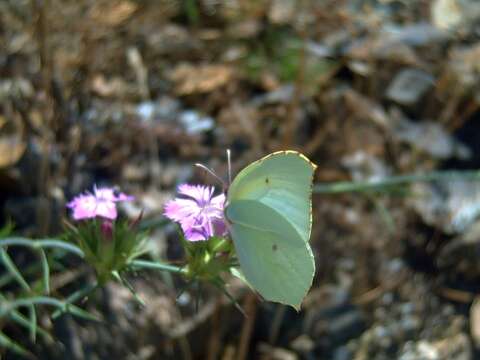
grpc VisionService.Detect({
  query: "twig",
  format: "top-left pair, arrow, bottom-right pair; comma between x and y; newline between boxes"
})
236,293 -> 257,360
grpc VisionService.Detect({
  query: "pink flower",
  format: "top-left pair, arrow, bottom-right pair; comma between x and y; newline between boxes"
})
164,184 -> 227,241
67,186 -> 133,220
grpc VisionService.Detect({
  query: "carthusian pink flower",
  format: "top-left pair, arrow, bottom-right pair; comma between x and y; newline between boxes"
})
67,186 -> 133,220
164,184 -> 227,242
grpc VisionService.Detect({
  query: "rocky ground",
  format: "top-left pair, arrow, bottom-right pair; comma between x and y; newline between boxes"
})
2,0 -> 480,359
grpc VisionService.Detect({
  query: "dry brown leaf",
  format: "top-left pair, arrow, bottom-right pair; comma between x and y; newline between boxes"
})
91,74 -> 130,97
170,64 -> 234,95
89,0 -> 137,27
0,135 -> 26,168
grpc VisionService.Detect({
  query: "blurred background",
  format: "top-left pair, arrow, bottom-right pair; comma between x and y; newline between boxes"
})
2,0 -> 480,358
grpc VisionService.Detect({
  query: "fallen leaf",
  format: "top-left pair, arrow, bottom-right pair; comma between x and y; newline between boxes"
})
170,64 -> 234,95
0,135 -> 26,168
89,0 -> 137,27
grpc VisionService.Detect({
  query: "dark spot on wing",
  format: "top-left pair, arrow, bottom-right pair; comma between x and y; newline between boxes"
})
265,177 -> 269,184
272,244 -> 278,251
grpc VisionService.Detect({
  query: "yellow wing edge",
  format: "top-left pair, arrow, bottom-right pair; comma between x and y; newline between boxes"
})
232,150 -> 318,242
255,150 -> 318,171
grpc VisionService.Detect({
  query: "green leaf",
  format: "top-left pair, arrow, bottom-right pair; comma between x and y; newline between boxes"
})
0,237 -> 84,258
51,283 -> 99,320
0,296 -> 100,322
0,248 -> 31,292
28,305 -> 37,343
3,300 -> 52,342
38,249 -> 50,295
0,331 -> 33,358
128,259 -> 186,274
113,272 -> 145,307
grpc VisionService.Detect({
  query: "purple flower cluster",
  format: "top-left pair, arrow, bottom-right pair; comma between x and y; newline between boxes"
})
67,186 -> 133,220
164,184 -> 227,242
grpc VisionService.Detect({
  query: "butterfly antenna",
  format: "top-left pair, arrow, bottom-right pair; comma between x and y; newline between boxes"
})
194,163 -> 227,189
227,149 -> 232,186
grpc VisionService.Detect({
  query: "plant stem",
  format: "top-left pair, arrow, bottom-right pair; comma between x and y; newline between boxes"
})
0,238 -> 84,257
129,259 -> 187,275
313,170 -> 480,194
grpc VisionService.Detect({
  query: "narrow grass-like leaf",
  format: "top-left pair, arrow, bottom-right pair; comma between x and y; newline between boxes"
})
0,263 -> 41,289
51,283 -> 98,320
129,259 -> 187,274
28,305 -> 37,342
64,304 -> 100,322
0,248 -> 31,292
313,169 -> 480,194
38,249 -> 50,295
0,296 -> 100,322
6,306 -> 53,342
0,237 -> 84,258
113,272 -> 145,306
0,331 -> 33,358
212,277 -> 245,317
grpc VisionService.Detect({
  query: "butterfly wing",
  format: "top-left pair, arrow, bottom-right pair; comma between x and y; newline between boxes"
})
226,151 -> 316,309
227,200 -> 314,309
227,151 -> 315,243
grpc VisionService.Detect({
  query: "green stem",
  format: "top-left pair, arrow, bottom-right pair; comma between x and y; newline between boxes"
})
1,296 -> 69,315
0,238 -> 84,258
313,170 -> 480,194
51,282 -> 99,319
129,259 -> 187,275
0,296 -> 98,321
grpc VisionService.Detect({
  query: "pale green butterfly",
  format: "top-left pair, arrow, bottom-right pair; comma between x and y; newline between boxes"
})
225,151 -> 316,310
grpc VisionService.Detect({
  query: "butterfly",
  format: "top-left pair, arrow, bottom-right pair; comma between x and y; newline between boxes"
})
225,151 -> 316,309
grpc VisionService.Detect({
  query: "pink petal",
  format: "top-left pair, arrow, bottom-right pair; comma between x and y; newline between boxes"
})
177,184 -> 214,203
210,193 -> 226,209
70,194 -> 97,220
94,187 -> 116,201
164,198 -> 199,222
94,200 -> 118,220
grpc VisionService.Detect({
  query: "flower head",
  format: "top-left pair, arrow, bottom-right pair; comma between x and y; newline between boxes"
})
164,184 -> 226,241
67,186 -> 133,220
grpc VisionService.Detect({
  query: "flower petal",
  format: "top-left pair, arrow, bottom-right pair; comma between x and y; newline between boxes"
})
164,198 -> 199,222
164,183 -> 227,242
178,184 -> 214,203
70,194 -> 98,220
95,200 -> 118,220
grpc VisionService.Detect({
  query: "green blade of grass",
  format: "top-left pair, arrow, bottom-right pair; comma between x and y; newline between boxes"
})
0,263 -> 42,289
129,259 -> 186,274
0,248 -> 31,292
113,272 -> 145,307
212,277 -> 245,317
313,169 -> 480,194
28,305 -> 37,343
0,296 -> 100,322
38,249 -> 50,295
51,283 -> 98,320
0,331 -> 33,358
0,238 -> 84,258
5,303 -> 53,342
